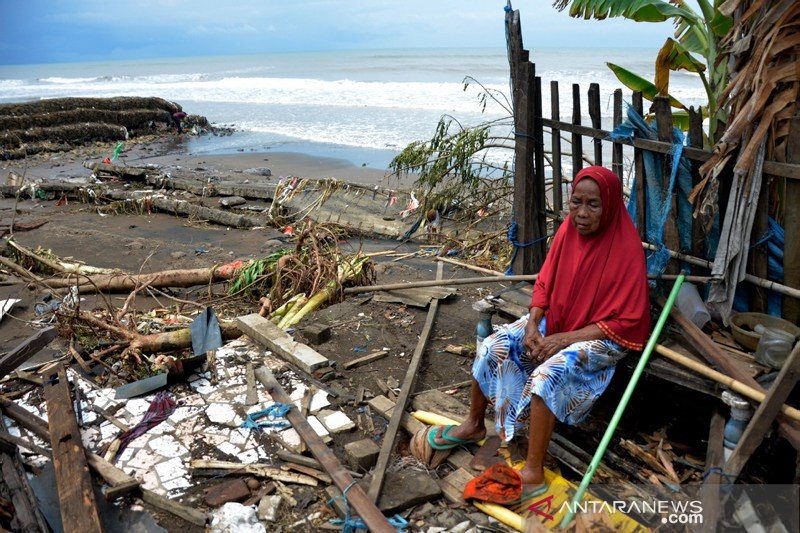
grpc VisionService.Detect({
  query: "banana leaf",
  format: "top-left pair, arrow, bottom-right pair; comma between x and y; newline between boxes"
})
606,62 -> 688,110
554,0 -> 696,23
655,38 -> 706,96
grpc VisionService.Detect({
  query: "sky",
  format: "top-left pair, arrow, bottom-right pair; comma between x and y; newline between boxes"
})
0,1 -> 681,65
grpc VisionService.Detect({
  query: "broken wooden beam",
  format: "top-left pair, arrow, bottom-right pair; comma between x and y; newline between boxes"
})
142,490 -> 208,527
189,459 -> 318,486
699,411 -> 725,533
237,313 -> 329,374
0,326 -> 58,379
254,366 -> 394,533
367,262 -> 443,503
42,363 -> 103,533
0,415 -> 49,532
343,273 -> 538,294
343,349 -> 388,370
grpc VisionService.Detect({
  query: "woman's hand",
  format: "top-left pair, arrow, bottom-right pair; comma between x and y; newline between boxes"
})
523,316 -> 543,357
533,332 -> 572,361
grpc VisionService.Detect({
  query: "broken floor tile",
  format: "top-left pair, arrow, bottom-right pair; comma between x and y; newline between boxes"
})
200,433 -> 229,447
117,446 -> 136,465
309,390 -> 330,413
168,406 -> 201,425
237,448 -> 260,464
163,476 -> 191,495
229,428 -> 251,446
278,428 -> 302,449
140,469 -> 162,492
307,416 -> 331,443
190,378 -> 215,395
318,410 -> 355,433
125,398 -> 153,418
206,403 -> 239,425
155,457 -> 186,483
217,441 -> 241,457
246,402 -> 275,415
204,425 -> 231,436
148,435 -> 189,458
126,448 -> 162,471
99,421 -> 119,441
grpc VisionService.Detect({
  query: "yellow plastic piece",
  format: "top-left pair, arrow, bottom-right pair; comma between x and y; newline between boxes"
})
410,410 -> 648,532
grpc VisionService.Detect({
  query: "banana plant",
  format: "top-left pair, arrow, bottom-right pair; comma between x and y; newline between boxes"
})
554,0 -> 733,145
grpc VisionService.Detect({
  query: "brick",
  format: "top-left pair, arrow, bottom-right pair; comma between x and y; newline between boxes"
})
236,313 -> 328,374
344,438 -> 380,471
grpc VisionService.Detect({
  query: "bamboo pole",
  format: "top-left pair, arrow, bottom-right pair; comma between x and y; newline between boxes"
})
655,344 -> 800,421
560,274 -> 686,528
642,242 -> 800,299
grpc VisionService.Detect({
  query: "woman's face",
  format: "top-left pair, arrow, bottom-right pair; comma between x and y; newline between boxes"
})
569,178 -> 603,235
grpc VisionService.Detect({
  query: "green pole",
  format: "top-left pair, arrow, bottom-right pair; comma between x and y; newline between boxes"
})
559,273 -> 685,528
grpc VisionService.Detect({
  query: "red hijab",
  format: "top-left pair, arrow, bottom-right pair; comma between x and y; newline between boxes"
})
530,166 -> 650,350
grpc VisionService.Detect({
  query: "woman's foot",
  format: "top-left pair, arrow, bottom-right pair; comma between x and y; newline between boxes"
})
430,421 -> 486,447
517,464 -> 546,494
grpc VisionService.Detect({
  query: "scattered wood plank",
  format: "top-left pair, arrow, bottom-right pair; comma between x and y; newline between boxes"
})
0,415 -> 49,532
282,462 -> 332,484
245,362 -> 257,406
699,411 -> 725,533
0,326 -> 58,379
42,363 -> 103,533
343,274 -> 538,295
254,366 -> 394,533
142,490 -> 208,527
237,314 -> 328,374
368,395 -> 426,435
373,287 -> 456,307
189,460 -> 318,486
343,350 -> 388,370
367,262 -> 444,503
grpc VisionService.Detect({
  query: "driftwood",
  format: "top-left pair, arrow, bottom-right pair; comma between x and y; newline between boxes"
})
104,189 -> 263,228
0,326 -> 58,379
0,416 -> 50,532
84,160 -> 151,181
44,261 -> 243,293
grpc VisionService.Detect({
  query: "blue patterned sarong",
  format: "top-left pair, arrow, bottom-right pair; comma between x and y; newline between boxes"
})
473,315 -> 626,441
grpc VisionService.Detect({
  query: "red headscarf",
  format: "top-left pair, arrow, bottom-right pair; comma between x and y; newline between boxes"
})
530,166 -> 650,350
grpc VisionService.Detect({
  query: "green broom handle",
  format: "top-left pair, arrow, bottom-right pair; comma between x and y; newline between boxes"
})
559,273 -> 685,528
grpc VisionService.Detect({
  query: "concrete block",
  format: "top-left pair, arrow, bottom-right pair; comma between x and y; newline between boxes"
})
299,323 -> 331,345
344,438 -> 380,471
236,313 -> 329,374
359,470 -> 441,514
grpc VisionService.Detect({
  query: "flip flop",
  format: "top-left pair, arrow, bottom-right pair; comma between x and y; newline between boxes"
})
508,483 -> 549,506
427,425 -> 483,450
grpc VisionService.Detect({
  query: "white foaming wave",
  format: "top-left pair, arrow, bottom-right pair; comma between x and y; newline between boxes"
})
39,76 -> 101,84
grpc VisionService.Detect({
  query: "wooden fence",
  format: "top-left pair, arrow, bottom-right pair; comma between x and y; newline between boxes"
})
505,7 -> 799,320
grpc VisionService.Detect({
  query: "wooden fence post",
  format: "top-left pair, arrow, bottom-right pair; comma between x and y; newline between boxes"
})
571,84 -> 583,177
688,107 -> 705,261
612,89 -> 623,180
588,83 -> 602,166
632,91 -> 647,239
784,115 -> 800,323
551,80 -> 563,233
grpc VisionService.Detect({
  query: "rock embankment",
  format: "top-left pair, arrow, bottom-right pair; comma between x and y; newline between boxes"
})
0,96 -> 211,160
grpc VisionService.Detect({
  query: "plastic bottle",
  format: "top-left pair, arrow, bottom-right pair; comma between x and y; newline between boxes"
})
721,391 -> 753,460
675,282 -> 711,329
754,325 -> 795,370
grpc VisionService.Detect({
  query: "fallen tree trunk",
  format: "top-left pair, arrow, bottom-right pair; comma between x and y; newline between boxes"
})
103,190 -> 264,229
44,260 -> 245,293
84,160 -> 151,181
129,321 -> 241,354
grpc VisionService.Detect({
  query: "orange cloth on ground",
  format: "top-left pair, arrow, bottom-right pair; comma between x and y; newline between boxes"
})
463,463 -> 522,504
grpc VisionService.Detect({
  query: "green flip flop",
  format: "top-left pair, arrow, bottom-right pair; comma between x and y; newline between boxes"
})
427,425 -> 482,450
508,483 -> 549,506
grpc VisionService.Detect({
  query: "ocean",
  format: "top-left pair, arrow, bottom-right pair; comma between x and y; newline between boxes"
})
0,48 -> 706,171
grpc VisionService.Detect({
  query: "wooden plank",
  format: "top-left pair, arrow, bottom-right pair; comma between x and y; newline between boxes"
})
254,366 -> 394,533
749,171 -> 769,312
142,490 -> 208,527
367,262 -> 444,502
588,83 -> 602,166
783,115 -> 800,323
551,80 -> 563,233
571,84 -> 583,175
532,74 -> 548,271
699,411 -> 725,533
42,363 -> 103,533
688,106 -> 705,260
343,350 -> 388,370
612,89 -> 623,179
654,95 -> 679,260
511,60 -> 537,276
0,326 -> 58,378
725,343 -> 800,478
236,313 -> 328,374
438,467 -> 473,504
368,395 -> 426,435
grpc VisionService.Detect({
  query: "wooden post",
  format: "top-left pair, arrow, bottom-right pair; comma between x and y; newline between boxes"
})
783,115 -> 800,323
632,91 -> 647,238
699,411 -> 725,533
531,74 -> 547,270
588,83 -> 602,166
654,96 -> 680,263
43,363 -> 103,533
0,415 -> 49,533
612,89 -> 623,179
688,107 -> 705,261
749,174 -> 769,312
368,263 -> 443,502
511,60 -> 538,276
551,81 -> 563,233
254,367 -> 394,533
724,343 -> 800,479
571,84 -> 583,176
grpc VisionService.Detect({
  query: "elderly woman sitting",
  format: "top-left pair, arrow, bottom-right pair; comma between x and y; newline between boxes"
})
428,166 -> 650,497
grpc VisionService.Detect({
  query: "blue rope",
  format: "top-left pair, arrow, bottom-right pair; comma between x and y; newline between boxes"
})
241,402 -> 293,431
328,481 -> 408,532
505,220 -> 551,275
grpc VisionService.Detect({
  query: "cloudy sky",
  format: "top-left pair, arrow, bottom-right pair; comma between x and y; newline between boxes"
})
0,1 -> 678,65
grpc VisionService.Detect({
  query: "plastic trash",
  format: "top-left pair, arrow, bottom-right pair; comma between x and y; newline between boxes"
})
754,325 -> 795,370
675,282 -> 711,329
